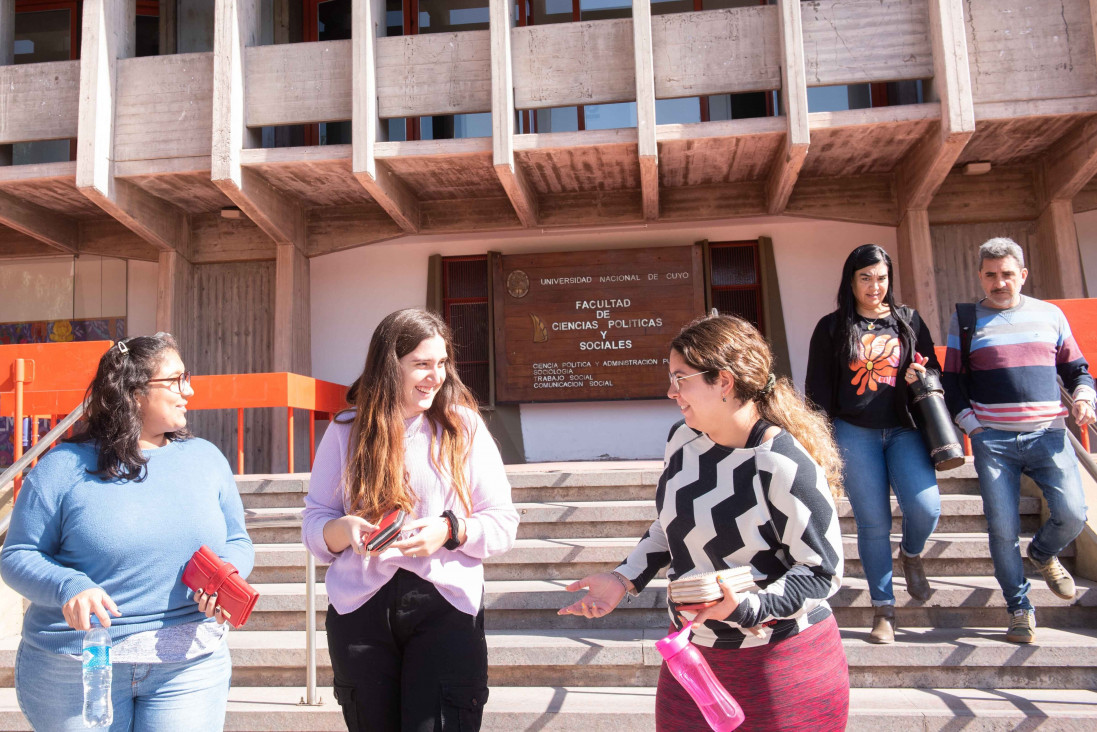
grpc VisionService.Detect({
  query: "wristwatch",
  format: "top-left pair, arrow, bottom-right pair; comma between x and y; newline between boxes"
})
441,510 -> 461,550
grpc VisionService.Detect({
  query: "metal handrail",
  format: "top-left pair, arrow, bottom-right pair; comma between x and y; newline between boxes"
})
305,552 -> 318,705
1060,385 -> 1097,482
0,405 -> 86,540
1067,430 -> 1097,483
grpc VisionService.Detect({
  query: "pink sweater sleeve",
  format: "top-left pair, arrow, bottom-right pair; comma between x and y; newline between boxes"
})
458,412 -> 519,560
301,422 -> 349,565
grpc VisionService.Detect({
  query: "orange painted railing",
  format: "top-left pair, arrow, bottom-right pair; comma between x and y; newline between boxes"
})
187,372 -> 347,473
2,341 -> 347,498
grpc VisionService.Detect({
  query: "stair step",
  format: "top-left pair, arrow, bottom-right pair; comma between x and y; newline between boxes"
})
247,534 -> 1073,583
234,460 -> 984,505
243,495 -> 1042,544
6,686 -> 1094,731
237,575 -> 1097,631
213,626 -> 1097,689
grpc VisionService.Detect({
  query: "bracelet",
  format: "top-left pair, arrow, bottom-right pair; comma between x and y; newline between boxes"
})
611,570 -> 637,601
441,510 -> 461,551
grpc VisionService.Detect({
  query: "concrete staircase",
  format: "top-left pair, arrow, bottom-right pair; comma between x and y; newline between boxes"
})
3,460 -> 1097,729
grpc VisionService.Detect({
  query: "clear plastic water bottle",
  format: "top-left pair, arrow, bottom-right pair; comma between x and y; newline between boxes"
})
655,621 -> 745,732
82,616 -> 113,728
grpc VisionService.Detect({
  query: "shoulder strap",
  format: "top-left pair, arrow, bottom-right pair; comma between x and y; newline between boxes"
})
956,303 -> 977,374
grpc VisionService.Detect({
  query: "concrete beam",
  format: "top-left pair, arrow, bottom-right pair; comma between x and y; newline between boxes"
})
1041,117 -> 1097,202
212,0 -> 307,249
352,0 -> 420,232
0,190 -> 79,254
896,209 -> 941,341
766,0 -> 808,215
1035,199 -> 1088,298
155,248 -> 194,342
76,0 -> 191,253
1,0 -> 13,165
897,0 -> 974,212
633,0 -> 658,221
490,0 -> 538,227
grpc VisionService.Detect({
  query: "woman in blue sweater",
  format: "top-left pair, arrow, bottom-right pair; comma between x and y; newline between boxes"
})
0,334 -> 253,731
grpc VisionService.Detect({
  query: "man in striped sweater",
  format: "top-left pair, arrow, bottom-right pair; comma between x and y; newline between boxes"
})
942,237 -> 1095,643
939,239 -> 1092,640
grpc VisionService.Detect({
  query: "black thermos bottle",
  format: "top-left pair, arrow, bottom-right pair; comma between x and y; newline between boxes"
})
910,370 -> 965,471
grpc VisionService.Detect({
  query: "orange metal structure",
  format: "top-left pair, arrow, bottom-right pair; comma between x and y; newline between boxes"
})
2,342 -> 347,498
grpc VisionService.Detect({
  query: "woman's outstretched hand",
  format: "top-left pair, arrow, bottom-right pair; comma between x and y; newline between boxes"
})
62,588 -> 121,631
557,572 -> 629,619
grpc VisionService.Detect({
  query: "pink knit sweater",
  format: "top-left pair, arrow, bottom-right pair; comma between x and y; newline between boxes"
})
302,407 -> 518,616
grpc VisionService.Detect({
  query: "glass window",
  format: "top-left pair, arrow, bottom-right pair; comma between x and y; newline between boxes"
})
530,0 -> 574,24
419,0 -> 490,31
384,2 -> 492,141
318,0 -> 352,39
13,8 -> 72,63
709,242 -> 764,334
578,0 -> 631,21
806,81 -> 923,113
442,256 -> 491,405
136,14 -> 160,57
656,97 -> 701,125
13,5 -> 77,164
583,102 -> 636,131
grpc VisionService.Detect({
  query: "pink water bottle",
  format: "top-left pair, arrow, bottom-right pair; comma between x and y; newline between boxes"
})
655,622 -> 745,731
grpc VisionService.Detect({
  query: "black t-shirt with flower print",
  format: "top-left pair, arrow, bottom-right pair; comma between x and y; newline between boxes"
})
833,313 -> 903,429
806,306 -> 942,432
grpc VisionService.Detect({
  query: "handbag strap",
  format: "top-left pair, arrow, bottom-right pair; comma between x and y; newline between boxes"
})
206,561 -> 239,594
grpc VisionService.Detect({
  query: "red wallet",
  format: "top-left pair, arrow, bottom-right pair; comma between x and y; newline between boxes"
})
181,545 -> 260,629
363,509 -> 407,552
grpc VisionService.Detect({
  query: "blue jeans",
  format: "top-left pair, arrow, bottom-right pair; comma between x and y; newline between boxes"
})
14,639 -> 231,731
970,427 -> 1088,613
834,419 -> 942,605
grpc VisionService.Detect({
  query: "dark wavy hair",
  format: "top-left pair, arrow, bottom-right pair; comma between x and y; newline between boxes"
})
69,332 -> 191,481
835,244 -> 915,362
337,309 -> 479,522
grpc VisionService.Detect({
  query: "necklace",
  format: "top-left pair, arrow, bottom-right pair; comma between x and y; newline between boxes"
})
860,309 -> 889,331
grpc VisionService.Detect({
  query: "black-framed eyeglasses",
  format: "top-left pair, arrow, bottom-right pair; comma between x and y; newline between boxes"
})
669,370 -> 712,392
147,372 -> 191,394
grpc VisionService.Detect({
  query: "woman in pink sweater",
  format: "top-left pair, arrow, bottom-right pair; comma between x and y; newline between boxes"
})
302,308 -> 518,732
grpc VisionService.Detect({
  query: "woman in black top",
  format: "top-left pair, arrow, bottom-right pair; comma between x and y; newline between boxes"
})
805,244 -> 942,644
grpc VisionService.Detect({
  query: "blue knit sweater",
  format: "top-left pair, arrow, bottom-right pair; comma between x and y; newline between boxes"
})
0,438 -> 253,654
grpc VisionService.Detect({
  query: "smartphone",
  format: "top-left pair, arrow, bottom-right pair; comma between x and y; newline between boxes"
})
363,509 -> 407,552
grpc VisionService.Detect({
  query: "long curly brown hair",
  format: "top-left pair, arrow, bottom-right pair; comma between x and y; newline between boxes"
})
671,314 -> 843,496
337,309 -> 479,522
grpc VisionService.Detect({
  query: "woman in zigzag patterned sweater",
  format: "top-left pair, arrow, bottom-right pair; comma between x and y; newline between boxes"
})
559,314 -> 849,731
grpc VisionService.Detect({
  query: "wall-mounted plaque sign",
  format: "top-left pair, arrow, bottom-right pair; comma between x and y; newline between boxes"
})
492,245 -> 705,402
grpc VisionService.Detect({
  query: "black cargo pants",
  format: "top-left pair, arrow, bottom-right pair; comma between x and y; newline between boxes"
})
326,568 -> 488,732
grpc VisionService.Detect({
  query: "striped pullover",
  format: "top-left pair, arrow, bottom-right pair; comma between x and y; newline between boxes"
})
941,295 -> 1095,435
614,421 -> 843,649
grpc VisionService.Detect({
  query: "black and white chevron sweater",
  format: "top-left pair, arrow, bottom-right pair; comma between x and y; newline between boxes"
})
615,420 -> 844,649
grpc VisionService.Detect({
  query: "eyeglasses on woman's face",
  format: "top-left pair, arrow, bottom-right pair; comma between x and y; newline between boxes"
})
147,371 -> 191,394
668,370 -> 712,392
